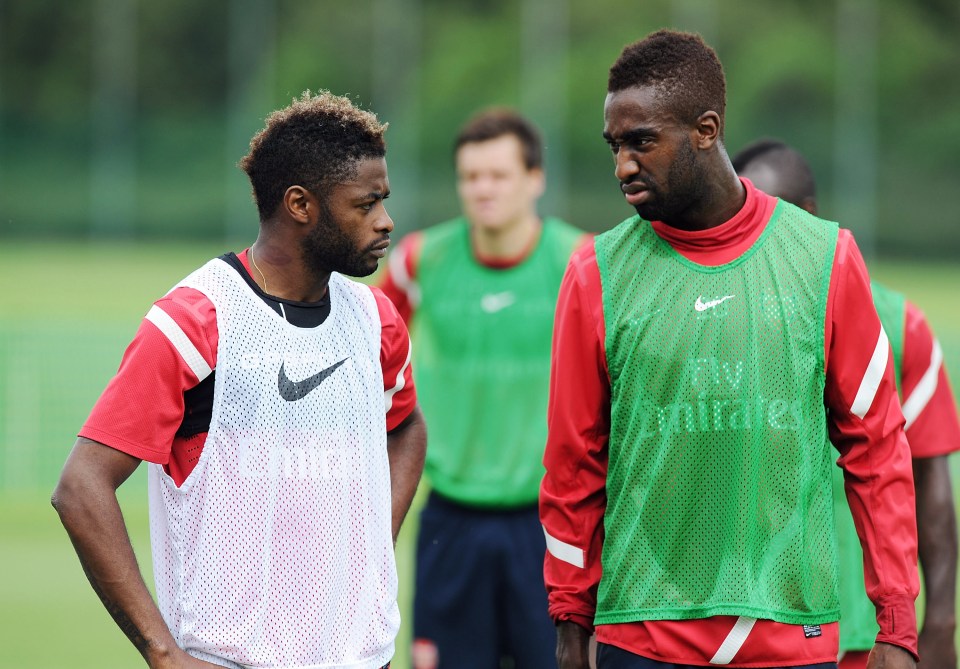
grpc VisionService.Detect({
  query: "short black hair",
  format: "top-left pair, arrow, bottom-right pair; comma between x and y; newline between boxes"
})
239,90 -> 388,219
454,107 -> 543,170
731,138 -> 817,206
608,29 -> 726,138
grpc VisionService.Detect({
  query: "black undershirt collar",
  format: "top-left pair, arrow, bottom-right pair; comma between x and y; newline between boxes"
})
220,252 -> 331,328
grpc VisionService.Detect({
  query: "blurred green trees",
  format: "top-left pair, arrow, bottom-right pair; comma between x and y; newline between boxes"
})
1,0 -> 958,257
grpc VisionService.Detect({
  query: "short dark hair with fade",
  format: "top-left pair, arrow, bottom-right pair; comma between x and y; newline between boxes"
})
608,29 -> 727,138
731,138 -> 817,205
239,90 -> 388,219
454,107 -> 543,170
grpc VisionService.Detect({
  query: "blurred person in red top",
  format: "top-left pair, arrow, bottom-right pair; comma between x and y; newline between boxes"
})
539,29 -> 919,669
733,138 -> 959,669
379,107 -> 587,669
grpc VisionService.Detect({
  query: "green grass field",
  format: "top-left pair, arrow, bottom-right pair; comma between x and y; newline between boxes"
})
1,241 -> 958,668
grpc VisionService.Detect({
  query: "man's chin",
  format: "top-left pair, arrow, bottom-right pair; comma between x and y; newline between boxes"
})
633,204 -> 658,221
337,260 -> 378,278
470,215 -> 510,232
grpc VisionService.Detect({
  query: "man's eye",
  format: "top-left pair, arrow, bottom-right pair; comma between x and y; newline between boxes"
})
360,202 -> 375,211
608,143 -> 620,153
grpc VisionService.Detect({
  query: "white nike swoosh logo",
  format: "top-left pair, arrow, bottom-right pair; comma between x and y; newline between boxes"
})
480,291 -> 516,313
694,295 -> 735,311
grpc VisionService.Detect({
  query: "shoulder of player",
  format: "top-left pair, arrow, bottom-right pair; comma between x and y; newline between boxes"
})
568,237 -> 598,274
831,228 -> 860,268
385,229 -> 427,281
144,286 -> 218,366
151,286 -> 217,331
364,283 -> 404,324
540,217 -> 591,252
415,218 -> 469,253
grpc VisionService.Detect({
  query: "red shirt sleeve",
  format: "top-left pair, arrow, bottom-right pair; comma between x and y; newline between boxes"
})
899,301 -> 960,458
823,230 -> 920,659
79,287 -> 218,465
377,232 -> 424,325
373,286 -> 417,432
539,241 -> 609,632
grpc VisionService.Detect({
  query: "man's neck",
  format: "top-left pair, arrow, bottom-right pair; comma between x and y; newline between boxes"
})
249,240 -> 330,303
667,166 -> 746,232
470,214 -> 542,264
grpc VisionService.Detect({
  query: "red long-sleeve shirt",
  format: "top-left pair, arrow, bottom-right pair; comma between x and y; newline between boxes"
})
540,180 -> 919,666
897,300 -> 960,458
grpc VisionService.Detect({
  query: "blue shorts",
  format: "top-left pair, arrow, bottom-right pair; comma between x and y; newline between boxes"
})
412,491 -> 556,669
596,642 -> 838,669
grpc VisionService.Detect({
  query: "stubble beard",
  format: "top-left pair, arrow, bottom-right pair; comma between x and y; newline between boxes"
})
301,200 -> 378,279
633,138 -> 706,224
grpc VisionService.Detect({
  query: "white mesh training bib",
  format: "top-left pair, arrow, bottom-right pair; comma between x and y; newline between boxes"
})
148,259 -> 397,669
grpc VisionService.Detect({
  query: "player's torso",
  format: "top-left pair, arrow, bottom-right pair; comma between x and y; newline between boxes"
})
411,218 -> 580,505
593,204 -> 841,623
150,260 -> 398,668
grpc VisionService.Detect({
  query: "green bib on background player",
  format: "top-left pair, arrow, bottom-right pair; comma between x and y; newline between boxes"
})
412,217 -> 582,507
594,202 -> 840,625
833,280 -> 906,651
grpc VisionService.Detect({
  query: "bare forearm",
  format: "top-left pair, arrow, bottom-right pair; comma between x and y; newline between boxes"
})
556,620 -> 591,669
913,456 -> 958,669
867,642 -> 917,668
914,456 -> 958,621
386,406 -> 427,541
52,439 -> 180,666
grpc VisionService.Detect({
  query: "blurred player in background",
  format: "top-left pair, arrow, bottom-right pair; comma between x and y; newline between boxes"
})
52,90 -> 426,669
379,107 -> 587,669
733,138 -> 960,669
540,29 -> 920,669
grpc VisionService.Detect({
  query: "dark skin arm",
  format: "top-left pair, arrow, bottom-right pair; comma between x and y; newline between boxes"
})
386,405 -> 427,542
913,454 -> 958,669
556,621 -> 591,669
51,437 -> 218,669
867,643 -> 917,668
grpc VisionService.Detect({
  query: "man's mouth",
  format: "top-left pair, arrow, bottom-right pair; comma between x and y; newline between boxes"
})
621,182 -> 650,206
369,238 -> 390,257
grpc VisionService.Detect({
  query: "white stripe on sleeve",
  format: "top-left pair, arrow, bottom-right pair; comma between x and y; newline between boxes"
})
850,326 -> 890,419
388,244 -> 421,308
543,527 -> 584,568
145,305 -> 213,382
901,339 -> 943,429
384,338 -> 412,414
709,616 -> 757,665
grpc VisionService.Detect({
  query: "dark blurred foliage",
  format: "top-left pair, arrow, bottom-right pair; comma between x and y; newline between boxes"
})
0,0 -> 957,257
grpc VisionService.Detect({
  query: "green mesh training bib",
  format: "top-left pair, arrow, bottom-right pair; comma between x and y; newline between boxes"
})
412,217 -> 582,506
594,202 -> 840,625
834,280 -> 906,651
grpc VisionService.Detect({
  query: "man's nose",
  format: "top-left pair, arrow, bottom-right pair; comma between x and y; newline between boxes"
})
375,205 -> 394,233
614,151 -> 640,182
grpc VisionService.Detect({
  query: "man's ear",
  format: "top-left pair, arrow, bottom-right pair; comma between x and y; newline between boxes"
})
528,167 -> 546,200
694,111 -> 721,149
283,185 -> 313,224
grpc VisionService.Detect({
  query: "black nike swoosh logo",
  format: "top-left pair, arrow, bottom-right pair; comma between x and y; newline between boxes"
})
277,358 -> 348,402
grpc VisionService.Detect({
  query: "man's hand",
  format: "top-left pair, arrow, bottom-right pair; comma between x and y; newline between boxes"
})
918,622 -> 957,669
556,621 -> 591,669
867,642 -> 917,668
147,644 -> 228,668
386,406 -> 427,542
